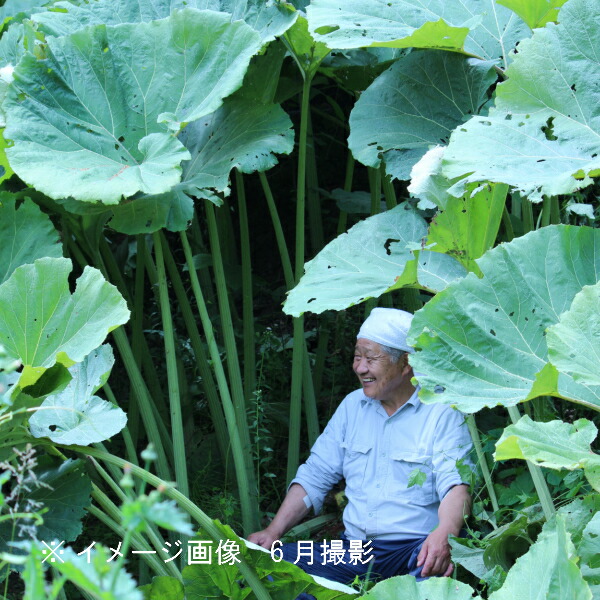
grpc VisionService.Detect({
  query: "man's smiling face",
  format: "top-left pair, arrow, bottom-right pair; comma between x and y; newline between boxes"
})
353,338 -> 406,404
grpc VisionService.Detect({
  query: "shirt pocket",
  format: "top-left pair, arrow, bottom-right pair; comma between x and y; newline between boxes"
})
388,451 -> 435,505
341,441 -> 372,491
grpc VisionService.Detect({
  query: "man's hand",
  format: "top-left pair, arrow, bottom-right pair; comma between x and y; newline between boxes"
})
247,528 -> 280,550
416,527 -> 453,577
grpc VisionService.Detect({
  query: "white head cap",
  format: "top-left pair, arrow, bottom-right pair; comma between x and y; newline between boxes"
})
357,308 -> 415,353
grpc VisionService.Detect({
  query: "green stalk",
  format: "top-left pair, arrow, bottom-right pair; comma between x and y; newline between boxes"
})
71,444 -> 272,600
103,383 -> 138,466
506,406 -> 555,520
180,231 -> 259,534
306,111 -> 324,254
521,197 -> 534,233
152,232 -> 189,499
159,233 -> 231,468
541,196 -> 552,228
501,206 -> 515,242
337,152 -> 355,235
236,170 -> 256,402
466,415 -> 499,515
382,170 -> 397,210
287,74 -> 313,484
112,327 -> 171,481
550,195 -> 560,224
259,171 -> 320,446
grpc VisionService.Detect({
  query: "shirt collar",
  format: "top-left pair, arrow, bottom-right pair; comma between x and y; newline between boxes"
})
360,385 -> 422,414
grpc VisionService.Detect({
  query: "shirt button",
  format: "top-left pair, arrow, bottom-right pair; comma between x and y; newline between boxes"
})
381,453 -> 386,457
376,484 -> 380,488
369,512 -> 373,517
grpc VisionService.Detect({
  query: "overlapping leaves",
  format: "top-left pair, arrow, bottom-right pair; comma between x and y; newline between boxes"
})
442,0 -> 600,201
4,10 -> 262,203
408,225 -> 600,412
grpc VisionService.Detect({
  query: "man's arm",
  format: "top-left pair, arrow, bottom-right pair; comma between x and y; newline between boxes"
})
416,484 -> 471,577
247,484 -> 311,549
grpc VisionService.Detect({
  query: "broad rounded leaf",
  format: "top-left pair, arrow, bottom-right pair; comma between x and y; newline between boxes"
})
284,204 -> 425,316
307,0 -> 529,66
547,282 -> 600,387
0,257 -> 130,373
33,0 -> 296,42
0,195 -> 62,284
495,416 -> 600,491
488,516 -> 591,600
349,51 -> 496,180
415,250 -> 468,292
4,10 -> 262,203
408,225 -> 600,412
362,575 -> 478,600
29,344 -> 127,445
497,0 -> 568,29
443,0 -> 600,202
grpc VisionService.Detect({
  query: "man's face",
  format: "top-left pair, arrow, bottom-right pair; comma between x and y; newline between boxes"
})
353,338 -> 406,403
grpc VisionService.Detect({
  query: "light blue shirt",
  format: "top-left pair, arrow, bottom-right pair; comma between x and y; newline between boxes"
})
291,387 -> 474,541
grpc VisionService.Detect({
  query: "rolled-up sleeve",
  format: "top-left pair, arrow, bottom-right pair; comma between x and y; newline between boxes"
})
432,407 -> 474,500
289,405 -> 346,514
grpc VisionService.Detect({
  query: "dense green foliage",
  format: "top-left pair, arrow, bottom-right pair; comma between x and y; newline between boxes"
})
0,0 -> 598,598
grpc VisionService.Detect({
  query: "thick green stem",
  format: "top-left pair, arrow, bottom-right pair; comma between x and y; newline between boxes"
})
521,197 -> 534,233
501,206 -> 515,242
152,232 -> 189,499
180,231 -> 259,534
466,415 -> 499,515
159,233 -> 231,469
382,171 -> 397,210
506,406 -> 555,520
287,74 -> 313,483
337,152 -> 354,235
306,110 -> 324,254
73,445 -> 272,600
236,170 -> 256,402
103,384 -> 138,467
550,195 -> 560,224
541,196 -> 552,228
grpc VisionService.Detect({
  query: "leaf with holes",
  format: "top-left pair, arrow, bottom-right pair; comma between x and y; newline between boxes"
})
4,10 -> 262,203
307,0 -> 529,67
408,225 -> 600,412
443,0 -> 600,202
283,203 -> 467,316
0,194 -> 62,284
348,51 -> 496,180
29,344 -> 126,445
0,257 -> 129,385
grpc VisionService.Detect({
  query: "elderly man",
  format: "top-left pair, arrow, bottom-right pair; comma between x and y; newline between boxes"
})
249,308 -> 473,585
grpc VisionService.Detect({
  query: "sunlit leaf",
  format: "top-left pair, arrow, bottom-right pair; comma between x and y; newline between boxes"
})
139,576 -> 184,600
284,16 -> 330,77
348,51 -> 496,180
547,282 -> 600,387
307,0 -> 529,67
0,258 -> 129,380
497,0 -> 567,29
4,10 -> 262,203
443,0 -> 600,202
495,415 -> 600,491
408,225 -> 600,412
0,195 -> 62,285
29,345 -> 127,445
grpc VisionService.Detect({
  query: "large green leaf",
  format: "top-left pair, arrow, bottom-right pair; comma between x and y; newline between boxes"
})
307,0 -> 529,66
497,0 -> 568,29
547,282 -> 600,387
408,225 -> 600,412
348,51 -> 496,180
0,257 -> 129,381
495,415 -> 600,492
108,96 -> 294,233
443,0 -> 600,202
488,516 -> 591,600
283,203 -> 466,317
29,345 -> 127,445
33,0 -> 297,42
0,195 -> 62,285
4,10 -> 262,203
362,575 -> 479,600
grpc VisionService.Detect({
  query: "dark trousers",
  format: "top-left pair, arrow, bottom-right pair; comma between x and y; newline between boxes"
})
281,534 -> 427,599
